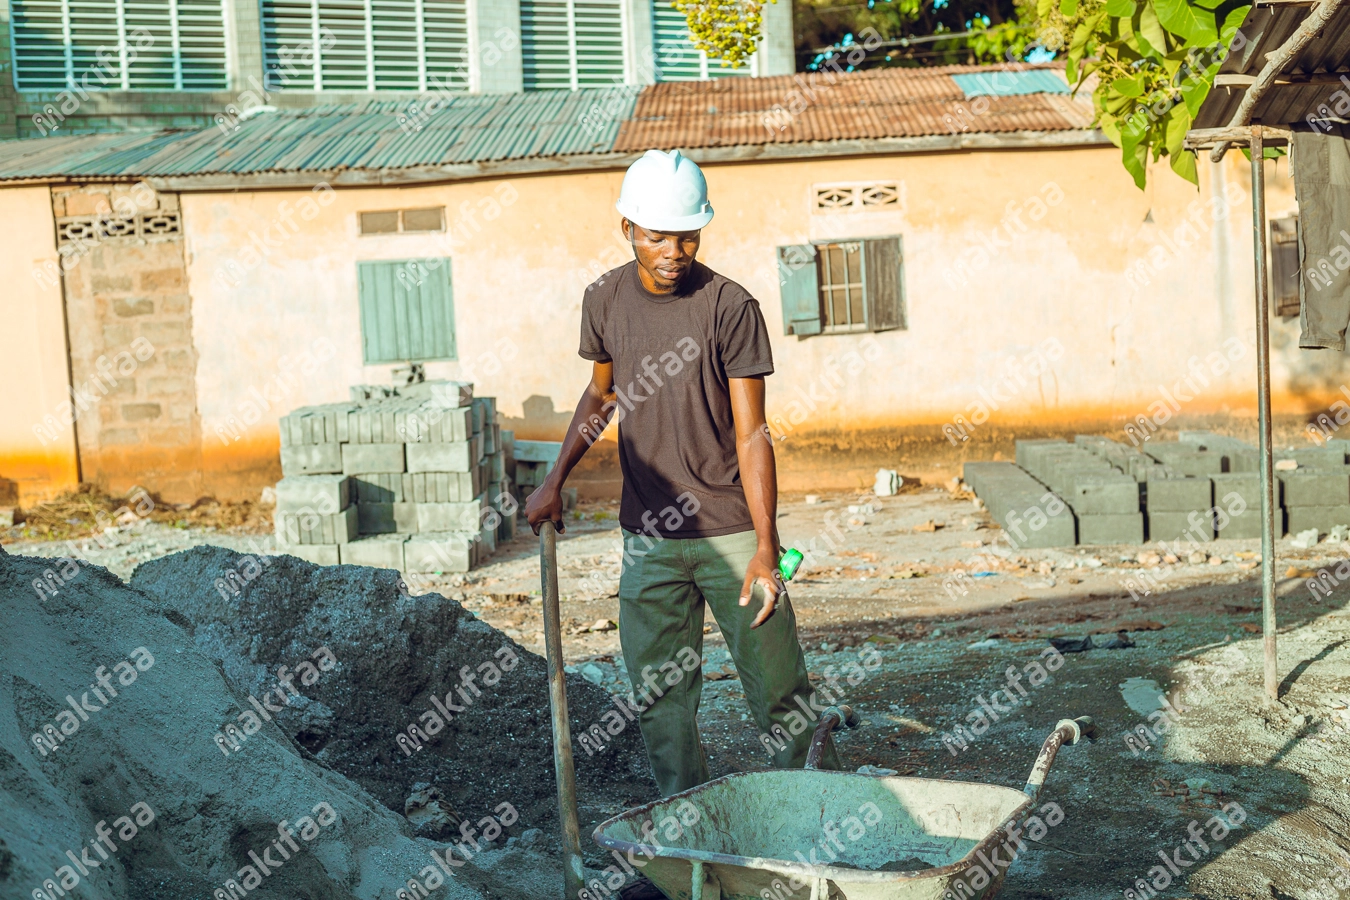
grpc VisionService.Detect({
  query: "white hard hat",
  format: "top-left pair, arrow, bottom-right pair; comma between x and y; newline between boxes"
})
616,149 -> 714,232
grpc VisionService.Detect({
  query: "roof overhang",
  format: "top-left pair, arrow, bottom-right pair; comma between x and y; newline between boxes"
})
2,129 -> 1110,193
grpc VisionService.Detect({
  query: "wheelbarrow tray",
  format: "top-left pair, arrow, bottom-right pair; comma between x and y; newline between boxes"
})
593,768 -> 1036,900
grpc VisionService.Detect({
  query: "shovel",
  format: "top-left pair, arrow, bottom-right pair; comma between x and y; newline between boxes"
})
539,520 -> 585,897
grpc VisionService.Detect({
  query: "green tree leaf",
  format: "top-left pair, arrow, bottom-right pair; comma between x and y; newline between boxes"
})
1061,0 -> 1079,15
1153,0 -> 1217,43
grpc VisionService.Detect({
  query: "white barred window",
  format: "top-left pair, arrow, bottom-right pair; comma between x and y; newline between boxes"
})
260,0 -> 470,91
9,0 -> 229,91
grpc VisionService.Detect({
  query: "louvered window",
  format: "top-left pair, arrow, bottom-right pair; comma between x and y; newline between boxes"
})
261,0 -> 469,91
520,0 -> 624,91
9,0 -> 228,91
776,237 -> 906,338
652,1 -> 751,81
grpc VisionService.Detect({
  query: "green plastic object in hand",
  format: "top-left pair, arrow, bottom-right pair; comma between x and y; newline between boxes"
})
778,548 -> 804,582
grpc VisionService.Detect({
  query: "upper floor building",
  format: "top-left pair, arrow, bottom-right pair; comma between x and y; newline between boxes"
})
0,0 -> 795,139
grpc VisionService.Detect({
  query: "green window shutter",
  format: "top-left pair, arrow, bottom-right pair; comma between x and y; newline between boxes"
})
521,0 -> 622,90
1270,216 -> 1300,318
863,236 -> 905,332
777,244 -> 822,337
357,259 -> 457,363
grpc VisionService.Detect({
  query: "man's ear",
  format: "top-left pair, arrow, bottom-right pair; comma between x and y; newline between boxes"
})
620,217 -> 632,242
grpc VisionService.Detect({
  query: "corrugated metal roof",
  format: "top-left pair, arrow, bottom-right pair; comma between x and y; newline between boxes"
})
952,69 -> 1070,98
0,87 -> 639,180
1193,6 -> 1350,129
615,64 -> 1091,152
0,64 -> 1094,184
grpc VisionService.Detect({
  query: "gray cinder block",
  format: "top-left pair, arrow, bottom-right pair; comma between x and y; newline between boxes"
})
513,440 -> 563,464
1077,513 -> 1144,545
1068,476 -> 1140,515
1285,506 -> 1350,536
275,475 -> 350,513
281,443 -> 342,475
416,500 -> 483,533
358,502 -> 419,535
1275,446 -> 1348,470
404,533 -> 474,573
406,441 -> 474,473
1280,470 -> 1350,507
1217,506 -> 1267,539
339,534 -> 408,570
1145,476 -> 1213,512
342,442 -> 406,475
1210,473 -> 1265,511
275,504 -> 357,545
280,544 -> 340,566
1148,511 -> 1212,543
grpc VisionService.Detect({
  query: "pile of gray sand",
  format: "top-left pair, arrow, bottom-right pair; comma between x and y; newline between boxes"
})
0,543 -> 584,900
128,546 -> 653,838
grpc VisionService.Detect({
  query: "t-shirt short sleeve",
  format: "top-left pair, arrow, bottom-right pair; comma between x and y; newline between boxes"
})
578,287 -> 612,362
718,288 -> 774,378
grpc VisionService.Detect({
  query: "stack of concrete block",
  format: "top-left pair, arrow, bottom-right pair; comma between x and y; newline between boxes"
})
1279,468 -> 1350,535
275,381 -> 515,574
1142,474 -> 1214,542
272,473 -> 357,565
1209,472 -> 1264,539
963,460 -> 1075,547
1021,439 -> 1143,544
513,440 -> 576,511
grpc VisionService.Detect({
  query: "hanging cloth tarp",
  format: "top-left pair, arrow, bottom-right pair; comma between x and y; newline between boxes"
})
1293,123 -> 1350,350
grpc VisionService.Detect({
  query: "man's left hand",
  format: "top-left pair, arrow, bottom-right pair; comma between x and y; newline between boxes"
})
739,548 -> 783,629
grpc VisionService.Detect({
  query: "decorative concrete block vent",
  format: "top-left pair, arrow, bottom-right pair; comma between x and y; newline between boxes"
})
274,382 -> 518,573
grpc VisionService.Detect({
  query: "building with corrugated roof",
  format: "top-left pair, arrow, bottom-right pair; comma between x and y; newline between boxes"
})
0,63 -> 1284,506
0,0 -> 793,140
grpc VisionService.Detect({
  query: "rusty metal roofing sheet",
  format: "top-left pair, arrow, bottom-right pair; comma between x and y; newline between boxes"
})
614,64 -> 1092,152
0,63 -> 1093,183
1193,5 -> 1350,129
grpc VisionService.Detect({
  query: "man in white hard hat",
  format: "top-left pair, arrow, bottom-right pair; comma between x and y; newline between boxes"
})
526,149 -> 834,801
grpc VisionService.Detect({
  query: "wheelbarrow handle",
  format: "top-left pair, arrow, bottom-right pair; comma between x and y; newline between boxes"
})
804,705 -> 860,769
1021,715 -> 1095,802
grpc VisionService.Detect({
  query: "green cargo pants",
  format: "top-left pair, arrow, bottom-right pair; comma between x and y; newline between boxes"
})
618,528 -> 837,796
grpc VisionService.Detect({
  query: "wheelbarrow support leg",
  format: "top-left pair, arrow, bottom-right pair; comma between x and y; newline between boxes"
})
541,522 -> 585,897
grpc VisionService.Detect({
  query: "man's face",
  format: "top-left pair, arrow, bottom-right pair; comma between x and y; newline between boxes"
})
623,218 -> 701,292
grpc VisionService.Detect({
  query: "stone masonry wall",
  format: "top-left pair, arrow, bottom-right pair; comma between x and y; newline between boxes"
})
55,183 -> 204,501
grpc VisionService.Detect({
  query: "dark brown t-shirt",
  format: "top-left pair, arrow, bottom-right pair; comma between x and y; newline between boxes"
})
579,261 -> 773,538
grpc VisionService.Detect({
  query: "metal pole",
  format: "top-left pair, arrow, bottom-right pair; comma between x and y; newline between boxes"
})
1250,125 -> 1279,702
540,521 -> 586,896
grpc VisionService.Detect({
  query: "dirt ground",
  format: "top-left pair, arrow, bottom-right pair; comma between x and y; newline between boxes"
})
10,485 -> 1350,899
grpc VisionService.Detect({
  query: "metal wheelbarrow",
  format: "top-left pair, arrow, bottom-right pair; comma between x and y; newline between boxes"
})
592,707 -> 1095,900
